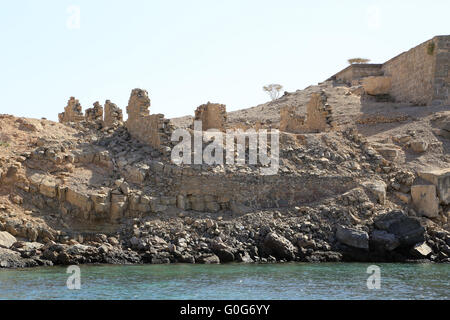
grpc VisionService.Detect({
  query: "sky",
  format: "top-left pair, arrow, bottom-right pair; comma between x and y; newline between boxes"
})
0,0 -> 449,121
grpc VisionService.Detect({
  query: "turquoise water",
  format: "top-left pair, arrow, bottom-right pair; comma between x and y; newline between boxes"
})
0,263 -> 448,300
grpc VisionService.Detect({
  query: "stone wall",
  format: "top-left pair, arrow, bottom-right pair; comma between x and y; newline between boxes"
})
305,92 -> 333,132
280,106 -> 305,133
85,102 -> 103,123
104,100 -> 123,127
433,36 -> 450,106
174,173 -> 357,212
58,97 -> 84,123
330,35 -> 449,106
331,64 -> 383,84
125,88 -> 174,149
382,36 -> 449,106
194,102 -> 227,131
280,91 -> 334,134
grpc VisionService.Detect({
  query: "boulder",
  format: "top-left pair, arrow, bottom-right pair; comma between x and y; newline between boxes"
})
411,185 -> 440,218
394,192 -> 411,204
410,140 -> 428,153
362,76 -> 392,95
0,231 -> 17,249
236,252 -> 254,263
336,225 -> 369,249
0,248 -> 27,268
418,168 -> 450,204
263,232 -> 296,261
410,242 -> 432,258
197,254 -> 220,264
66,187 -> 93,212
39,177 -> 57,198
374,210 -> 425,247
373,145 -> 402,162
362,180 -> 386,204
209,239 -> 235,262
369,230 -> 400,251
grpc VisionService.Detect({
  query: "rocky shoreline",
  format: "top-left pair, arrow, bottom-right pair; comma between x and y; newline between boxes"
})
1,86 -> 449,270
1,209 -> 449,269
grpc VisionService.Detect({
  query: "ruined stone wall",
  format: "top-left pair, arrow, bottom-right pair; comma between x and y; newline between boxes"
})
125,89 -> 173,149
85,102 -> 103,122
305,92 -> 333,132
280,106 -> 305,133
104,100 -> 123,127
194,102 -> 227,131
332,64 -> 383,84
58,97 -> 84,123
173,173 -> 356,212
280,92 -> 334,134
382,35 -> 449,106
329,36 -> 449,106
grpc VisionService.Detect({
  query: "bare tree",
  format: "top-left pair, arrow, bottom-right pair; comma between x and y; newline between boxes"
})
263,84 -> 283,101
348,58 -> 371,65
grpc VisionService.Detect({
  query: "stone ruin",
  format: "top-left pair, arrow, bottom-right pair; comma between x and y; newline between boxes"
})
330,35 -> 449,106
85,101 -> 103,123
280,91 -> 335,134
58,98 -> 122,127
58,88 -> 335,153
194,102 -> 227,131
57,89 -> 174,150
280,107 -> 305,133
125,88 -> 174,149
58,97 -> 84,123
104,100 -> 123,128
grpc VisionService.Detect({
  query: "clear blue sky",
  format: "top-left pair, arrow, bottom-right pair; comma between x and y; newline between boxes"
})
0,0 -> 449,121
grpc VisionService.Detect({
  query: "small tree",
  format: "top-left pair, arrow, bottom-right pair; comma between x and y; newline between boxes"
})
263,84 -> 283,101
347,58 -> 371,65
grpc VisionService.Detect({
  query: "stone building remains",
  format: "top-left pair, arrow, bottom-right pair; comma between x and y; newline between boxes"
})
330,35 -> 449,106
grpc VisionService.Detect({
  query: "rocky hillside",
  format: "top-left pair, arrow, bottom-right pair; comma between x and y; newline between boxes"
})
0,80 -> 449,268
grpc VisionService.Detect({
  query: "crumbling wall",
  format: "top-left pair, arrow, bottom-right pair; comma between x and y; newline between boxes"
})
280,106 -> 305,133
104,100 -> 123,127
85,101 -> 103,123
194,102 -> 227,131
58,97 -> 84,123
305,92 -> 333,132
125,88 -> 173,149
279,92 -> 334,134
331,64 -> 383,84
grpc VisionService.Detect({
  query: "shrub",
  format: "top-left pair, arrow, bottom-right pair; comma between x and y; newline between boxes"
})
263,84 -> 283,101
348,58 -> 371,65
